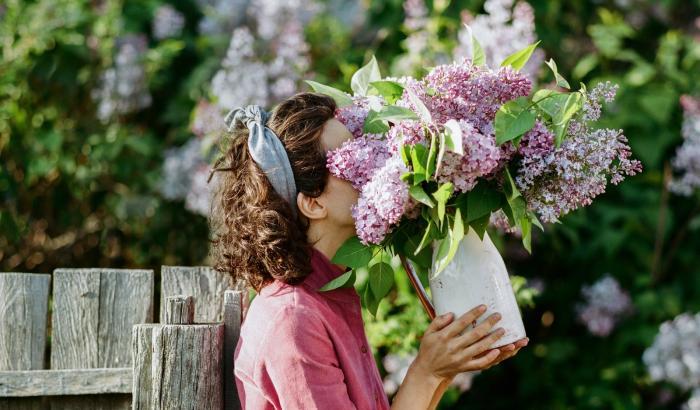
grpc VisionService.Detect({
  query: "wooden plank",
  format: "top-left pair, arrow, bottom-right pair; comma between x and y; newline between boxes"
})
164,295 -> 195,325
51,269 -> 100,370
0,273 -> 51,410
160,266 -> 231,323
223,290 -> 244,410
98,269 -> 153,368
151,324 -> 224,410
0,273 -> 51,371
50,268 -> 153,410
131,324 -> 158,410
0,368 -> 131,396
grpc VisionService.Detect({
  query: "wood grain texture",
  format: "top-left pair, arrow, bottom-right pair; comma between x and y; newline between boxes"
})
131,324 -> 158,410
223,290 -> 244,410
0,273 -> 51,371
160,266 -> 231,324
164,295 -> 195,325
0,273 -> 51,410
50,268 -> 153,410
151,324 -> 224,410
51,268 -> 153,369
0,368 -> 131,396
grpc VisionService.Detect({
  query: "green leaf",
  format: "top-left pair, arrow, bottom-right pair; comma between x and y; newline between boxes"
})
552,92 -> 583,146
305,80 -> 353,107
409,185 -> 435,207
470,214 -> 490,239
415,220 -> 436,255
495,97 -> 537,145
319,269 -> 355,291
369,262 -> 395,299
425,129 -> 437,180
411,144 -> 428,183
369,80 -> 404,104
465,182 -> 502,222
545,59 -> 571,89
332,236 -> 373,269
363,282 -> 380,316
406,88 -> 432,123
472,32 -> 486,66
434,208 -> 465,275
363,110 -> 390,134
351,56 -> 382,96
500,41 -> 541,71
432,183 -> 454,225
533,89 -> 568,119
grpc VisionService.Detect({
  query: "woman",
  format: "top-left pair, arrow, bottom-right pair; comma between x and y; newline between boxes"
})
208,92 -> 528,410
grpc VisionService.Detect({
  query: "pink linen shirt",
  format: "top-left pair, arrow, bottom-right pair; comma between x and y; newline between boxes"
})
234,247 -> 392,410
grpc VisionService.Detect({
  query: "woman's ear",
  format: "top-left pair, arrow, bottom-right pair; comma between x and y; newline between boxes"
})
297,192 -> 327,221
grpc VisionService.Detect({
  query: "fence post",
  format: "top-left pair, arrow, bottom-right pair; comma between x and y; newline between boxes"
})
133,295 -> 224,410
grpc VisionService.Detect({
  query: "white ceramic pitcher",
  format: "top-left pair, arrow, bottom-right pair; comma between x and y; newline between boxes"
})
404,227 -> 526,349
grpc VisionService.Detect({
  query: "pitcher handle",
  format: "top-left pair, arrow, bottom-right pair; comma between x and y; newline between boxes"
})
399,256 -> 436,320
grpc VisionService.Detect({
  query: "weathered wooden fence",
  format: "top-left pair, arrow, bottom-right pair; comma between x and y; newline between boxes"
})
0,266 -> 247,410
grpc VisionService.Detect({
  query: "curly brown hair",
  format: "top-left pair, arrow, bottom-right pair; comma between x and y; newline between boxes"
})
207,92 -> 338,292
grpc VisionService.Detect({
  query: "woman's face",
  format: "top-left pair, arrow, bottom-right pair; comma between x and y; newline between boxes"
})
317,118 -> 359,229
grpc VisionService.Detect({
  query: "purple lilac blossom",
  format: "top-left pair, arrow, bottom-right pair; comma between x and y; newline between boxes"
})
153,5 -> 185,40
92,34 -> 152,122
185,164 -> 214,216
454,0 -> 544,80
352,156 -> 414,244
159,138 -> 205,202
191,100 -> 225,139
326,134 -> 391,190
669,95 -> 700,196
643,312 -> 700,391
685,389 -> 700,410
576,275 -> 633,337
436,120 -> 501,192
516,83 -> 642,222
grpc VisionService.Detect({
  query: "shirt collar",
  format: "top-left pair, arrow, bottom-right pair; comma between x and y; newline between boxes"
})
302,247 -> 359,304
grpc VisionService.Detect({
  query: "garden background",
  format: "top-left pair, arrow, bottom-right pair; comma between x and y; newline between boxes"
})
1,0 -> 700,408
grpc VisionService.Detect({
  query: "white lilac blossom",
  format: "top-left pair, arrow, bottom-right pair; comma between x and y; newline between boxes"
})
576,275 -> 633,337
196,0 -> 249,35
382,352 -> 478,396
454,0 -> 544,80
643,312 -> 700,391
516,82 -> 642,222
92,34 -> 152,122
185,164 -> 214,216
191,100 -> 225,139
669,95 -> 700,196
153,5 -> 185,40
684,389 -> 700,410
159,138 -> 204,201
211,27 -> 270,110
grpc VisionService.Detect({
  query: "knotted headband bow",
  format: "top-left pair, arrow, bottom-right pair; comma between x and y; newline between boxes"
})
213,105 -> 298,217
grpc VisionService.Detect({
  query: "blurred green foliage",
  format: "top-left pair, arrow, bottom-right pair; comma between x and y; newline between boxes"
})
1,0 -> 700,408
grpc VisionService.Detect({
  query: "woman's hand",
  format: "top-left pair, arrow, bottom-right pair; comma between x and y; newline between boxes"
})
411,305 -> 517,382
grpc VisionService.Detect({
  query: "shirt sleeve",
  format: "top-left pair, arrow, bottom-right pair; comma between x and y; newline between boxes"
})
259,305 -> 357,410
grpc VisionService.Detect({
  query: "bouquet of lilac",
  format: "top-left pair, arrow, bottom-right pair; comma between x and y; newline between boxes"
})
308,42 -> 641,314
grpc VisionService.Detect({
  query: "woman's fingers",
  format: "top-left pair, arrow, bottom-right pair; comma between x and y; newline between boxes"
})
441,305 -> 489,338
452,312 -> 502,347
463,327 -> 506,358
462,349 -> 500,371
425,312 -> 456,335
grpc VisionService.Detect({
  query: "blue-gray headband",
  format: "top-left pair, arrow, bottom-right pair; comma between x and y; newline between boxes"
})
219,105 -> 298,217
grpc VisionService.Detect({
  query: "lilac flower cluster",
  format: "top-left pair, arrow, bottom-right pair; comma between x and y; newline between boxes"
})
382,351 -> 478,396
327,135 -> 391,190
397,60 -> 532,133
643,312 -> 700,391
669,95 -> 700,196
516,83 -> 642,222
436,120 -> 501,192
92,35 -> 152,122
576,275 -> 633,337
685,389 -> 700,410
158,138 -> 213,216
454,0 -> 544,80
153,5 -> 185,40
352,157 -> 415,244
